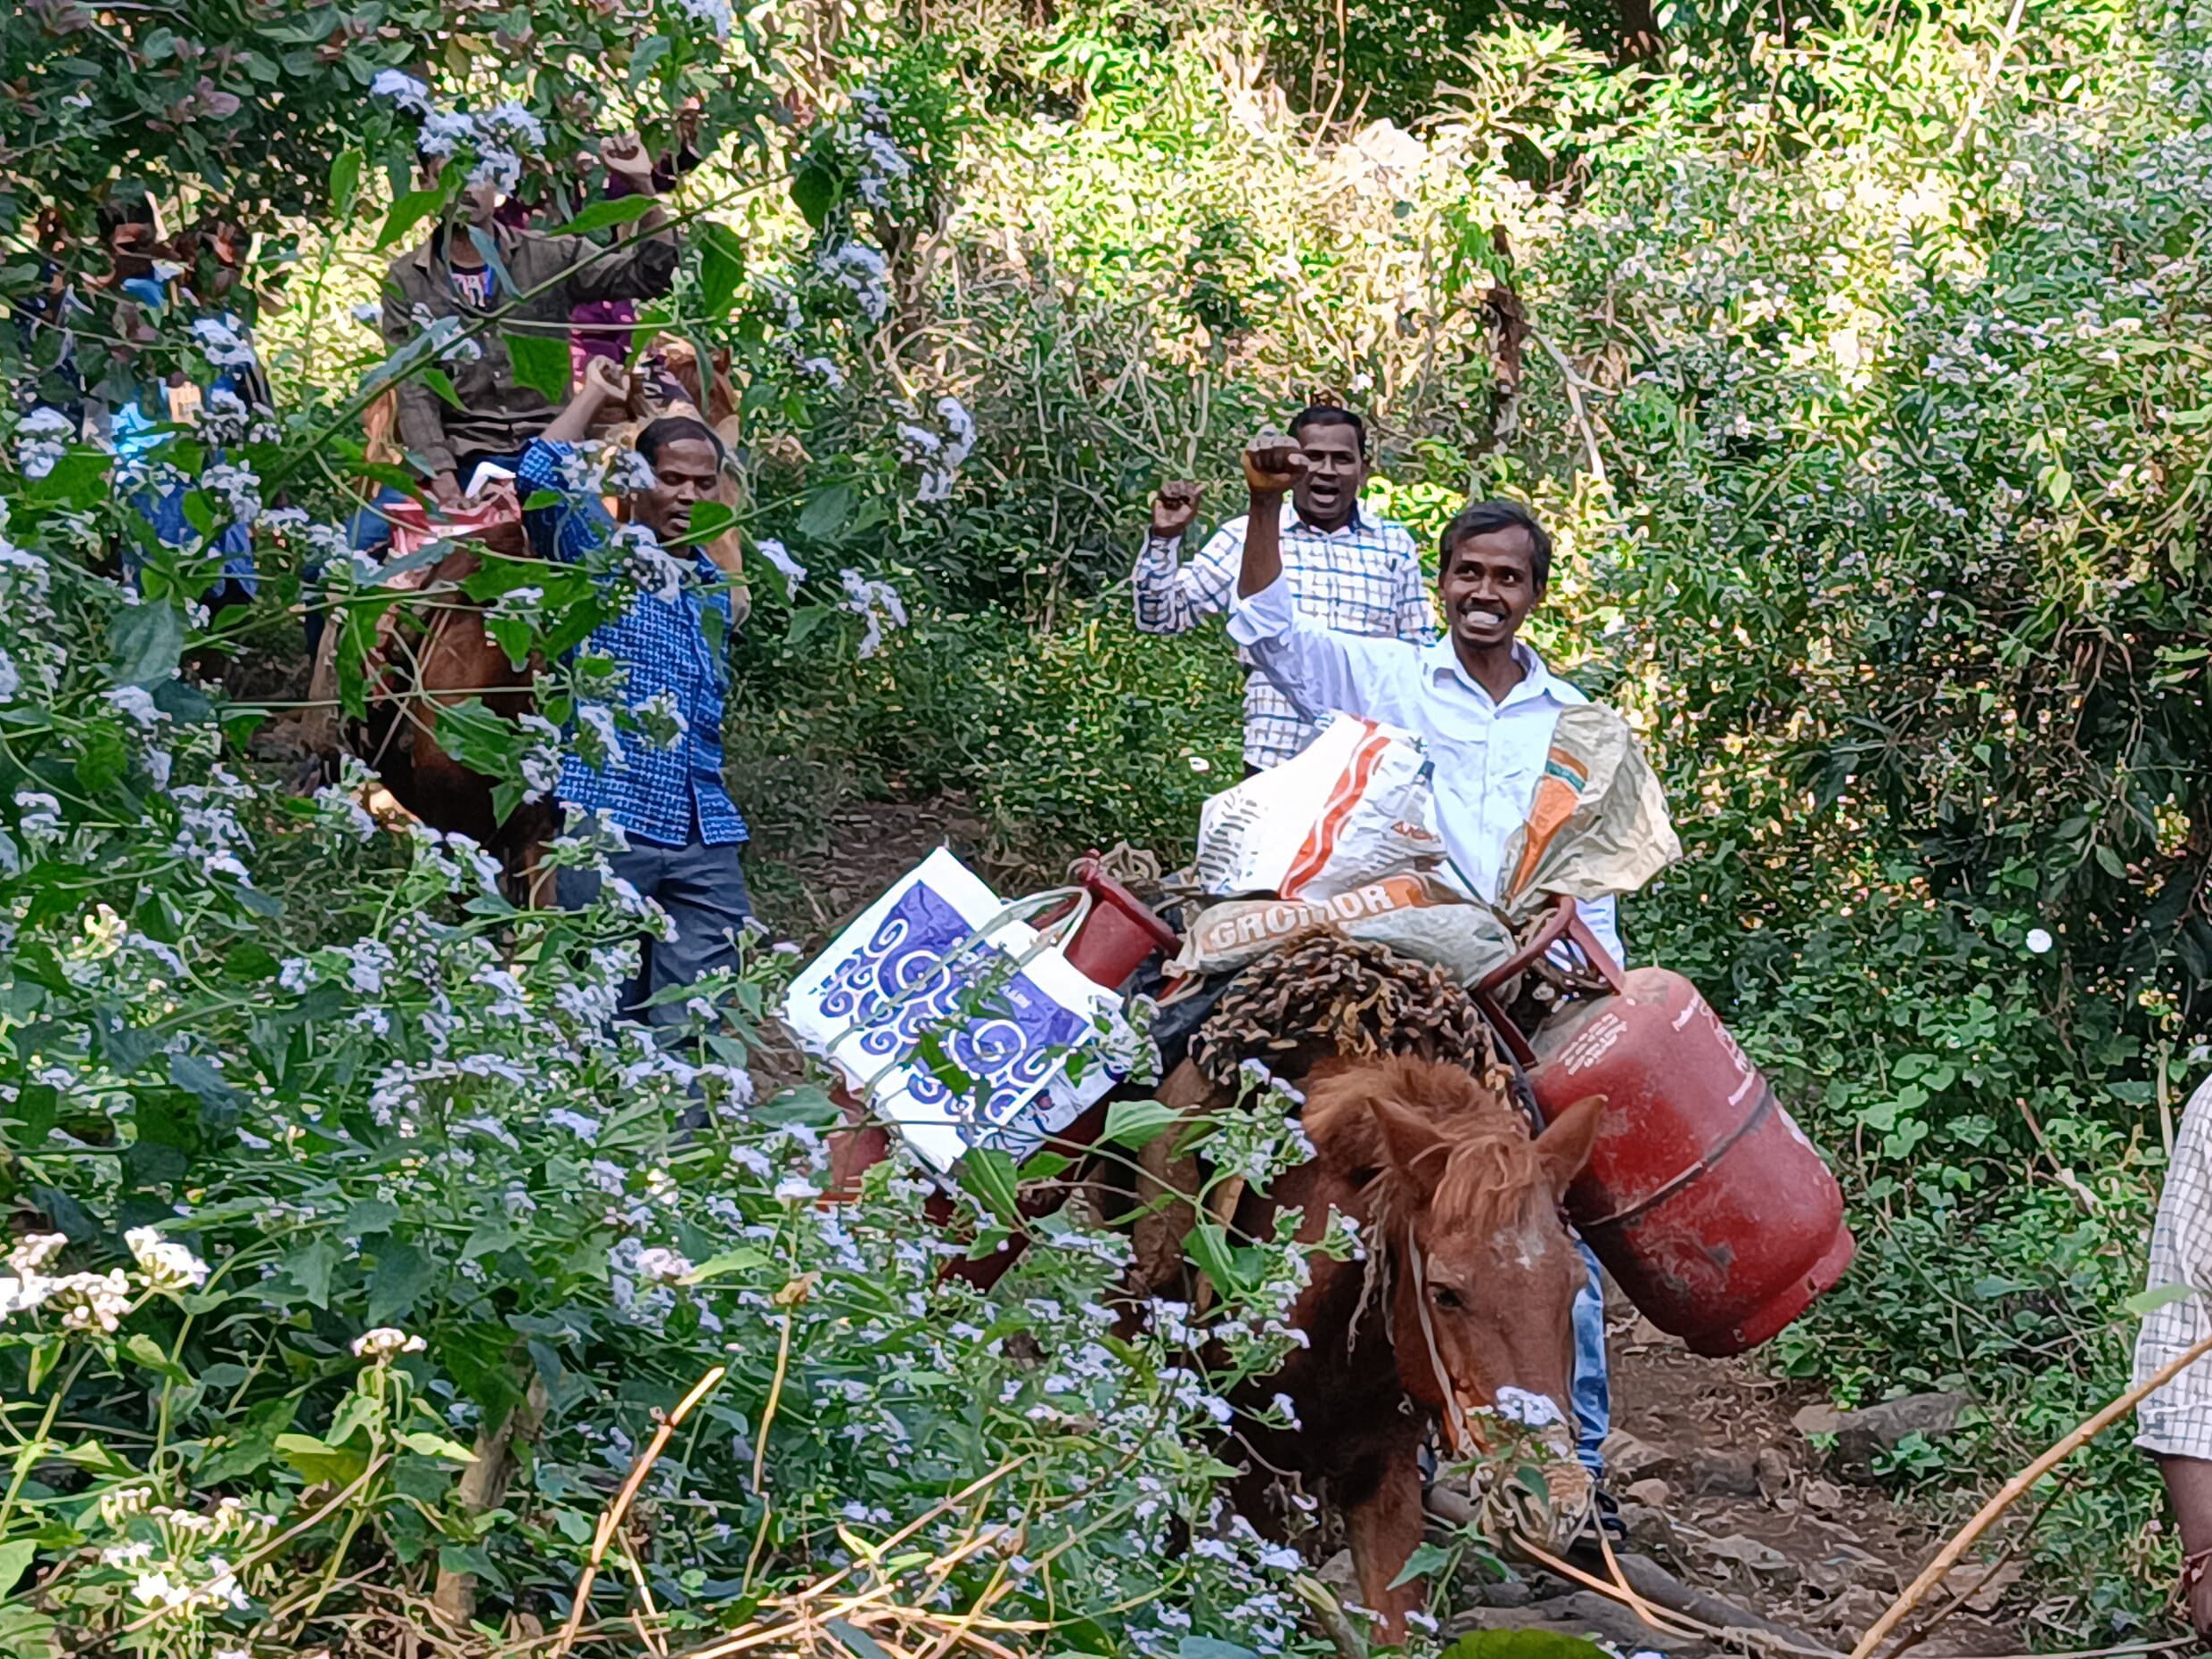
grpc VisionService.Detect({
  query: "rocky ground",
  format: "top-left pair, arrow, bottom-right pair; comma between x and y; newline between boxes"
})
1437,1300 -> 2022,1657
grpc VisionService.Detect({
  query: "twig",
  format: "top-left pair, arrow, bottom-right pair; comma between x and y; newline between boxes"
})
550,1363 -> 727,1659
1528,328 -> 1608,483
753,1298 -> 801,1492
1596,1520 -> 1671,1639
622,1536 -> 672,1656
1877,1469 -> 2074,1659
1849,1328 -> 2212,1659
1508,1533 -> 1706,1643
1290,1571 -> 1369,1659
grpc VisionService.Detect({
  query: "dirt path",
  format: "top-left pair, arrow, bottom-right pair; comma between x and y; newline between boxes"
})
1443,1299 -> 2024,1656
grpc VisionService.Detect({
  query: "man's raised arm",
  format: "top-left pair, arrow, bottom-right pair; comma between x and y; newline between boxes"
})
1235,433 -> 1300,597
1226,431 -> 1415,729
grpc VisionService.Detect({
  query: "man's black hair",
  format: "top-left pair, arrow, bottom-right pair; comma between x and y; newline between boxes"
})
1438,499 -> 1552,587
1289,403 -> 1367,456
636,415 -> 725,470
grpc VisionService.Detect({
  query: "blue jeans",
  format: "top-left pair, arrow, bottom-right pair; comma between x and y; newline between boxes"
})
556,835 -> 751,1028
1572,1238 -> 1610,1474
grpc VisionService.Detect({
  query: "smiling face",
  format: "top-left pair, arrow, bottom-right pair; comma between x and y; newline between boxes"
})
1290,418 -> 1367,532
637,436 -> 721,541
1439,524 -> 1544,653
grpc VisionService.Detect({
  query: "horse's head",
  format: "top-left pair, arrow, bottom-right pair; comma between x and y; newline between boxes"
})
1306,1057 -> 1603,1523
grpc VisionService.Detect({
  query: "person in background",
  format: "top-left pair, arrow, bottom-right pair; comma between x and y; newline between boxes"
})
91,190 -> 263,605
1222,427 -> 1633,1505
2134,1072 -> 2212,1637
518,356 -> 750,1031
367,132 -> 676,537
1134,404 -> 1432,774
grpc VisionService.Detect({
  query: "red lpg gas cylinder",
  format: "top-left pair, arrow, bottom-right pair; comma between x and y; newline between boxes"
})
1477,900 -> 1855,1358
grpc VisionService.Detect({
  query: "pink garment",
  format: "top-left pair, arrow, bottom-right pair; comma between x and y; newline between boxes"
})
570,298 -> 637,377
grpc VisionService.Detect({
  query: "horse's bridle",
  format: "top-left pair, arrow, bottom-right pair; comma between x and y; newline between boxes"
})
1405,1233 -> 1484,1458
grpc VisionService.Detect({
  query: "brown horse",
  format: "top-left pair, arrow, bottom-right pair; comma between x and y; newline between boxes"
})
1219,1055 -> 1603,1638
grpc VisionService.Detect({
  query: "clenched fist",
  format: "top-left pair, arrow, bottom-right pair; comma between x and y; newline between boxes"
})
1242,431 -> 1308,497
1151,480 -> 1201,538
581,355 -> 632,408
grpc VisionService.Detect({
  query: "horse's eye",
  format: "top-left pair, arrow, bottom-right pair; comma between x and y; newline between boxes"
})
1430,1285 -> 1464,1311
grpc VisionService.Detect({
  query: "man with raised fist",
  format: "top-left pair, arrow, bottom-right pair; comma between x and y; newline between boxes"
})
1226,423 -> 1627,1491
1133,405 -> 1431,774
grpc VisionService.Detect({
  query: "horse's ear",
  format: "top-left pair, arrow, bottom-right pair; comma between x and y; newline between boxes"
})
1535,1095 -> 1606,1199
1369,1096 -> 1450,1187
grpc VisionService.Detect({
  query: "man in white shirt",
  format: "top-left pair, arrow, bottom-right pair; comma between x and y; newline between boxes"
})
1134,406 -> 1433,773
1224,427 -> 1626,1486
1225,432 -> 1620,963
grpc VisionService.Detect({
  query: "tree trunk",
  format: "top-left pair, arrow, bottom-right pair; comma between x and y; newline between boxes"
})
431,1373 -> 552,1630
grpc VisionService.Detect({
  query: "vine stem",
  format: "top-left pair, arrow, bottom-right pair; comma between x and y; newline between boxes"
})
0,1350 -> 90,1536
1849,1327 -> 2212,1659
549,1362 -> 725,1659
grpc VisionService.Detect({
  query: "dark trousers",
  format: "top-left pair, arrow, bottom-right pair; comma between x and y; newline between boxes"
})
557,837 -> 752,1028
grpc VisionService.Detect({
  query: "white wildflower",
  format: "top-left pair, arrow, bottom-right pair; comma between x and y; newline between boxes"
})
51,1269 -> 131,1334
1492,1386 -> 1564,1428
634,1246 -> 693,1282
199,461 -> 263,529
838,568 -> 908,659
351,1326 -> 427,1360
371,69 -> 434,114
104,686 -> 162,727
755,538 -> 807,595
469,145 -> 522,195
676,0 -> 734,34
635,689 -> 689,749
818,242 -> 890,323
15,407 -> 73,480
578,702 -> 627,769
15,790 -> 62,845
126,1227 -> 209,1293
189,317 -> 257,372
480,100 -> 546,149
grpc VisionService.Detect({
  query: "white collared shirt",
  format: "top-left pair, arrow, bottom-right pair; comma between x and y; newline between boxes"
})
1132,499 -> 1434,770
1228,569 -> 1622,964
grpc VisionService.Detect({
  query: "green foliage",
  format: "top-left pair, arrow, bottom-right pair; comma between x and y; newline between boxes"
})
11,0 -> 2212,1644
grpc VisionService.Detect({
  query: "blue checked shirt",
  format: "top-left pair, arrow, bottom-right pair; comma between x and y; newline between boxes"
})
518,439 -> 747,849
1133,499 -> 1435,769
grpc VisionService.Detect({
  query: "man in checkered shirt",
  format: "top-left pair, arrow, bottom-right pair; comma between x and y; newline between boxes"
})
1133,405 -> 1433,771
517,357 -> 751,1030
2136,1071 -> 2212,1634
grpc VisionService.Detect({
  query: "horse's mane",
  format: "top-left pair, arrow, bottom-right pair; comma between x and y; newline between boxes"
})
1302,1055 -> 1548,1238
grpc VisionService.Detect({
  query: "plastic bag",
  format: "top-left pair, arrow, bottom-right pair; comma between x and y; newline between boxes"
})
1192,716 -> 1450,899
1496,704 -> 1682,921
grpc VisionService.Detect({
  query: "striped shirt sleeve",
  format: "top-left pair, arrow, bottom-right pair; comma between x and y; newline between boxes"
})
1393,527 -> 1438,642
1133,522 -> 1242,634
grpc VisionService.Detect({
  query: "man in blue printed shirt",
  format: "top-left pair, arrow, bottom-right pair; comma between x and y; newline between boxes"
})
518,357 -> 750,1027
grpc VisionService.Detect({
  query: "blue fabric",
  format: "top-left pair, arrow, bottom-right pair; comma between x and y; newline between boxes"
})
111,278 -> 258,596
1571,1238 -> 1610,1474
517,438 -> 746,849
556,836 -> 750,1025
